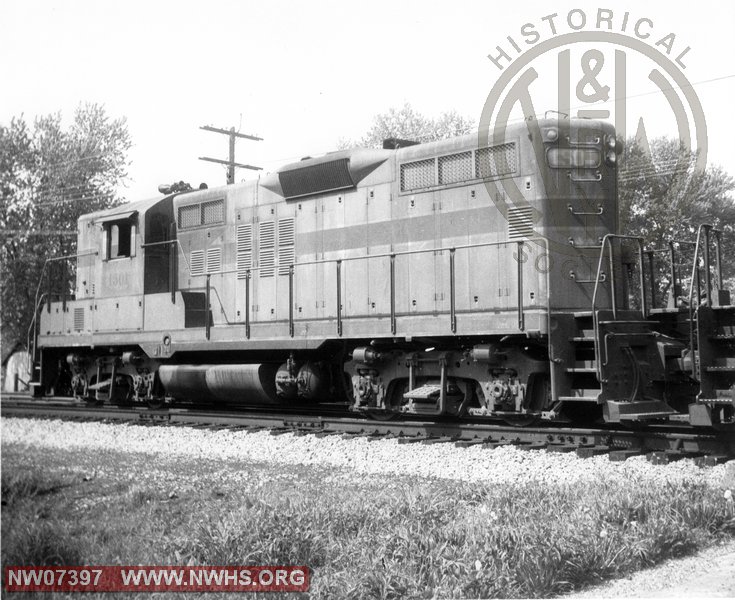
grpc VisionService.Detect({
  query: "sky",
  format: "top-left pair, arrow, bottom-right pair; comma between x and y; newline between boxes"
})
1,0 -> 734,202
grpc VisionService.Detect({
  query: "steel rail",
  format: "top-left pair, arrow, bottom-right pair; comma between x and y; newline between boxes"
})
2,399 -> 732,463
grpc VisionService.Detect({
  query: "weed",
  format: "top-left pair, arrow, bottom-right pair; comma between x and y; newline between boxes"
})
1,470 -> 70,506
2,515 -> 84,567
2,447 -> 733,598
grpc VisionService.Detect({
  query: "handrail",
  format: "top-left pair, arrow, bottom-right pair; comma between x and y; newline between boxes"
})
27,250 -> 98,363
182,237 -> 549,338
591,234 -> 647,321
591,234 -> 647,381
39,237 -> 548,347
686,224 -> 723,378
183,238 -> 546,277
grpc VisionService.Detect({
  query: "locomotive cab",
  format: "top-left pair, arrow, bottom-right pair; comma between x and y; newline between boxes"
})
37,195 -> 176,401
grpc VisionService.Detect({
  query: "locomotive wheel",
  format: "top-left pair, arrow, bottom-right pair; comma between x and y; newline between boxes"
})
146,397 -> 166,410
502,414 -> 539,427
366,380 -> 404,421
501,374 -> 548,427
111,375 -> 134,406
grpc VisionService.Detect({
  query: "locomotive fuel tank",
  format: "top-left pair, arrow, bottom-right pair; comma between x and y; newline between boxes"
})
158,364 -> 279,404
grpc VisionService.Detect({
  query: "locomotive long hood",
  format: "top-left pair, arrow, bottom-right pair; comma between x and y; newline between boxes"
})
261,148 -> 392,200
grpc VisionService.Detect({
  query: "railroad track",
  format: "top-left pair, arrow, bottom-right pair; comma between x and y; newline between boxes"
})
2,396 -> 733,465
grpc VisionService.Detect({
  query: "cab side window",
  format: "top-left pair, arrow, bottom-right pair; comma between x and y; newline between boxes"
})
104,220 -> 136,260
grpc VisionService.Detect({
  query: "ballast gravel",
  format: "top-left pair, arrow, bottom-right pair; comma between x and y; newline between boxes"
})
2,417 -> 731,490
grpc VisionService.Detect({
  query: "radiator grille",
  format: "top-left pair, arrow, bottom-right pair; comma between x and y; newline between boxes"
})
178,199 -> 225,228
476,142 -> 517,179
507,205 -> 534,240
400,158 -> 435,192
202,199 -> 224,225
178,204 -> 200,228
438,151 -> 473,185
73,308 -> 84,331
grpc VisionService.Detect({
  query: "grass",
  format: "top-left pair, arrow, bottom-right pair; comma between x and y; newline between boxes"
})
1,443 -> 733,599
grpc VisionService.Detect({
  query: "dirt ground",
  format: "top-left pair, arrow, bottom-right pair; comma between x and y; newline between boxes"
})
564,539 -> 735,598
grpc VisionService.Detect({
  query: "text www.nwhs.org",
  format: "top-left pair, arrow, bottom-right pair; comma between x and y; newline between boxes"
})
4,566 -> 309,592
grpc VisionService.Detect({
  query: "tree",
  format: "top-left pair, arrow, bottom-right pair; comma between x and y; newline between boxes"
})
1,103 -> 131,361
618,137 -> 735,304
339,103 -> 475,149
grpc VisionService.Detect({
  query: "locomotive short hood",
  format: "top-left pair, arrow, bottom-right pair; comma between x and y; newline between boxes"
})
260,147 -> 392,200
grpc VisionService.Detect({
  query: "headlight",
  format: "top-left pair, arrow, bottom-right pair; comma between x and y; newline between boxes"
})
546,128 -> 558,141
605,150 -> 617,165
606,135 -> 617,150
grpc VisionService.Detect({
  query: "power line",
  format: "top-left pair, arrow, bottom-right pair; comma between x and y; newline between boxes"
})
36,151 -> 111,170
31,192 -> 116,208
0,229 -> 77,238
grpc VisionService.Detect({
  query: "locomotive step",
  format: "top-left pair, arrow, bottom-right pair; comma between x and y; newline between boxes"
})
597,320 -> 653,327
559,388 -> 600,398
618,412 -> 673,421
698,395 -> 735,404
704,358 -> 735,371
558,395 -> 599,402
403,384 -> 442,400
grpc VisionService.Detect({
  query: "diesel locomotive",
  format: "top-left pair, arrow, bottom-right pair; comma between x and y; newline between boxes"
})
31,117 -> 735,427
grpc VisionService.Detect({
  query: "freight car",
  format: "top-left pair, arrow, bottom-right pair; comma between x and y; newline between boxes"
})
31,117 -> 735,428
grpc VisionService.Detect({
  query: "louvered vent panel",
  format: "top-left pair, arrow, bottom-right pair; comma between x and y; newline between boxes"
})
476,142 -> 517,179
259,221 -> 276,277
237,224 -> 253,252
260,248 -> 275,278
178,204 -> 201,228
507,205 -> 534,240
236,252 -> 252,279
236,224 -> 253,280
202,199 -> 224,225
259,221 -> 275,248
190,250 -> 205,276
206,247 -> 222,273
400,158 -> 436,191
278,247 -> 295,276
277,218 -> 296,276
278,218 -> 295,246
73,308 -> 84,331
438,151 -> 473,185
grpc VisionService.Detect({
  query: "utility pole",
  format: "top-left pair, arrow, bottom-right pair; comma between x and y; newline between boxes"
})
199,125 -> 263,184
